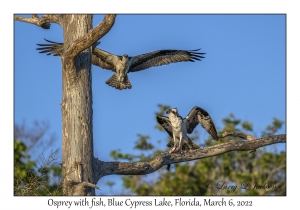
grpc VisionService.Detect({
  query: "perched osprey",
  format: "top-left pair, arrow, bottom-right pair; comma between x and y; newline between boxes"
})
157,106 -> 219,154
36,39 -> 205,90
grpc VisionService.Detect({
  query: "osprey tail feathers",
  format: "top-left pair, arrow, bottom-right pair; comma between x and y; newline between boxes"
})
105,74 -> 132,90
166,137 -> 200,151
187,138 -> 200,150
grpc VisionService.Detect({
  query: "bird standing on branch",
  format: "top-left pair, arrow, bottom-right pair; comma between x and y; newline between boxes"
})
157,106 -> 219,154
157,106 -> 219,170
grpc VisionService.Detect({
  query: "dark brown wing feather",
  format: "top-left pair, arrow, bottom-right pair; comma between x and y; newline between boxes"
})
129,49 -> 205,72
157,114 -> 202,149
156,115 -> 173,137
92,48 -> 117,71
91,51 -> 115,71
185,106 -> 218,140
36,39 -> 117,71
36,39 -> 63,56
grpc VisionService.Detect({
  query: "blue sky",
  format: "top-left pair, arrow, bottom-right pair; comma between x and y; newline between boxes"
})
14,14 -> 286,195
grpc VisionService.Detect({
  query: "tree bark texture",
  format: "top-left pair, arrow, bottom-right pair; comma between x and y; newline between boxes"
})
15,14 -> 285,196
61,15 -> 95,196
93,134 -> 286,181
15,14 -> 116,196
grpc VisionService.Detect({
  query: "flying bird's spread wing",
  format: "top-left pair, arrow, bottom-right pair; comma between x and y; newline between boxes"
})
185,106 -> 219,140
36,39 -> 117,71
37,39 -> 205,90
128,49 -> 205,72
156,115 -> 173,137
36,39 -> 64,56
92,48 -> 122,72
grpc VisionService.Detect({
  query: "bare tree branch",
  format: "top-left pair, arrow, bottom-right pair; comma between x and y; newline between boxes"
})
14,14 -> 62,29
94,134 -> 286,181
63,180 -> 100,196
220,130 -> 256,140
36,39 -> 117,71
64,14 -> 116,60
265,164 -> 285,184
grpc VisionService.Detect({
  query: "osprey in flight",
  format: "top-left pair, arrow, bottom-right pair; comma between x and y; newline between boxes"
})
157,106 -> 219,154
36,39 -> 205,90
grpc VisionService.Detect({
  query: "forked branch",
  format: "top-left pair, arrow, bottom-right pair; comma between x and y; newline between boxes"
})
93,133 -> 286,181
64,14 -> 116,59
14,14 -> 62,29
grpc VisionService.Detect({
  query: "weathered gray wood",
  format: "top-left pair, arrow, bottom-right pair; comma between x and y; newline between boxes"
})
15,14 -> 116,196
60,14 -> 115,196
14,14 -> 62,28
15,14 -> 285,196
64,15 -> 116,60
94,134 -> 286,181
219,130 -> 256,140
60,14 -> 95,196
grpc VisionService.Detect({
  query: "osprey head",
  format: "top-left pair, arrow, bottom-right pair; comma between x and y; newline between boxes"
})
119,54 -> 129,68
122,54 -> 128,60
166,108 -> 178,115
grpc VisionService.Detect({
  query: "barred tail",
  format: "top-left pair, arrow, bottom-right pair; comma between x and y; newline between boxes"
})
105,74 -> 132,90
187,138 -> 200,150
166,138 -> 200,151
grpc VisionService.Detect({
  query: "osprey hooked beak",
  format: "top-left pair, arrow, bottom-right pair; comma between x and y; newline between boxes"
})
166,108 -> 178,115
122,54 -> 128,60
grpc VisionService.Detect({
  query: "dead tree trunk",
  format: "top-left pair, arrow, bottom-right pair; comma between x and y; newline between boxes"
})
60,15 -> 95,196
59,14 -> 116,195
14,14 -> 116,195
14,14 -> 286,196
